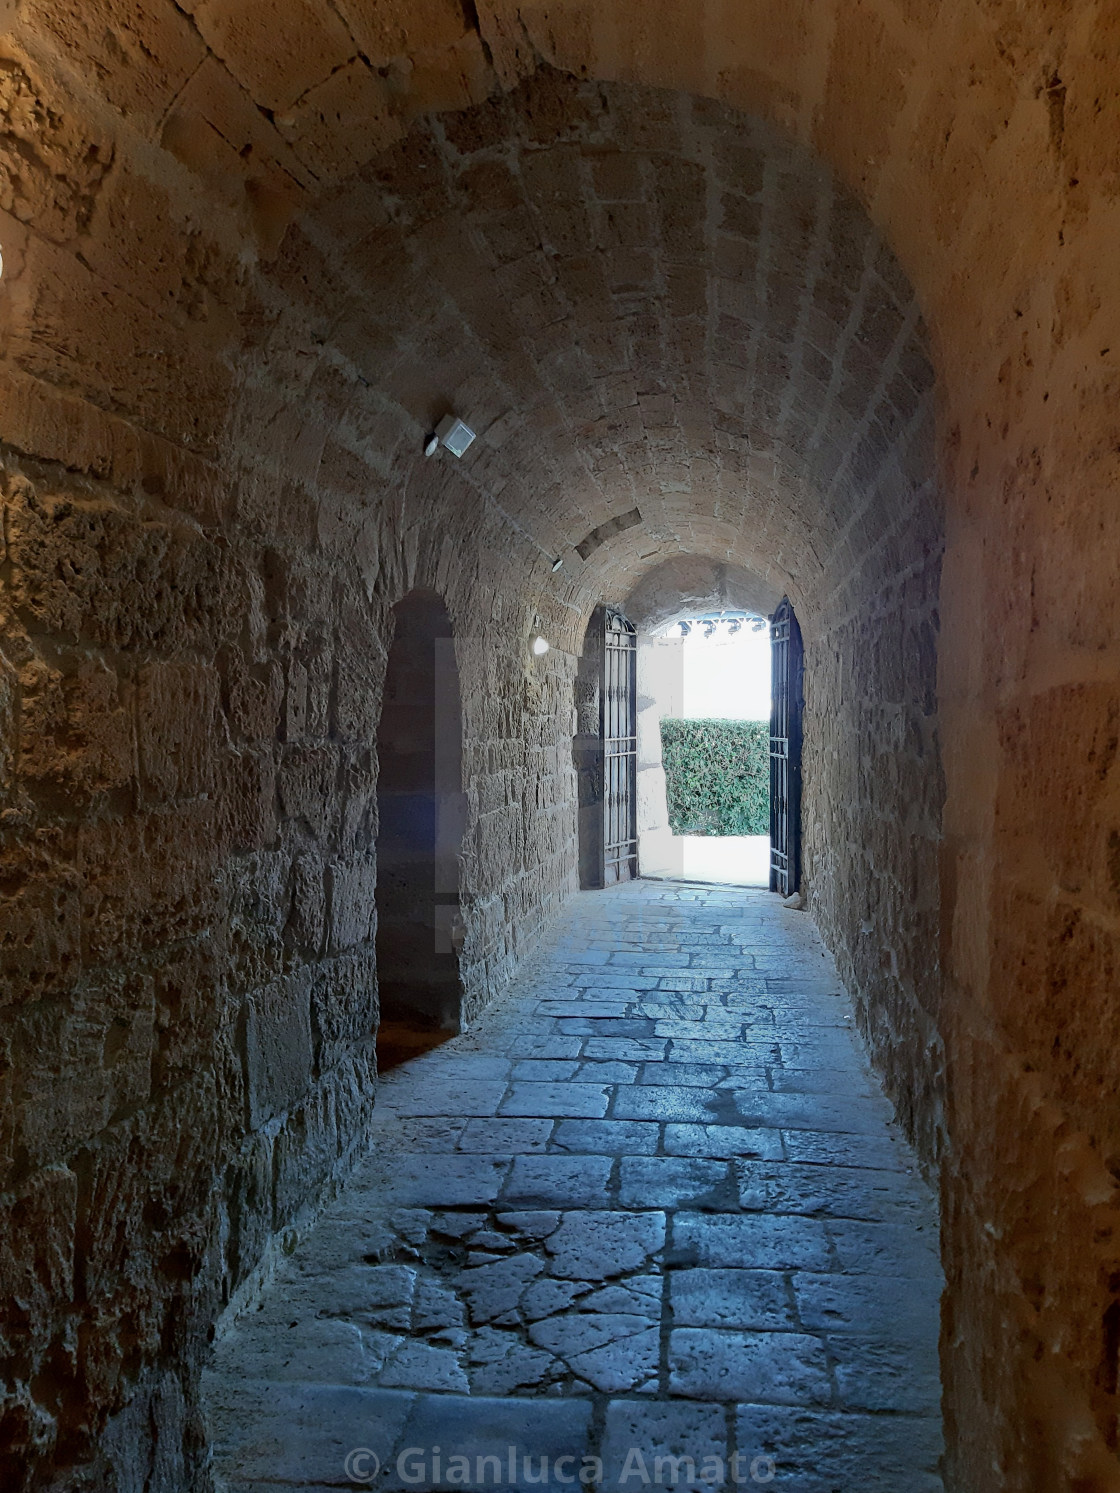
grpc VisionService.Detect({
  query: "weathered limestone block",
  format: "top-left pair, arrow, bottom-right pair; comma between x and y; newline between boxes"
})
79,168 -> 245,331
286,850 -> 326,953
339,751 -> 378,847
997,683 -> 1119,900
30,0 -> 207,126
275,57 -> 402,182
138,662 -> 221,801
75,1078 -> 219,1427
9,975 -> 154,1169
152,938 -> 230,1090
17,655 -> 134,800
327,853 -> 378,950
333,611 -> 385,745
0,829 -> 82,1002
6,482 -> 239,653
191,0 -> 356,115
245,969 -> 314,1128
0,1164 -> 77,1471
277,743 -> 339,839
222,653 -> 284,743
12,237 -> 235,452
220,746 -> 279,854
271,1049 -> 376,1225
79,803 -> 223,962
0,651 -> 14,797
281,656 -> 316,742
222,1128 -> 276,1294
0,54 -> 113,241
311,951 -> 378,1074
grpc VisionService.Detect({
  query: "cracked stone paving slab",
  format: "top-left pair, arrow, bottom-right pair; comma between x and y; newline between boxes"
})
205,882 -> 943,1490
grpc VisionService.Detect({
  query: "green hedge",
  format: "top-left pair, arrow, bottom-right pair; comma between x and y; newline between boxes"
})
660,719 -> 769,836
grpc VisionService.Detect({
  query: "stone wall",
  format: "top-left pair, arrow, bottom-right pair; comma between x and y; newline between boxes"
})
0,446 -> 581,1490
802,536 -> 945,1165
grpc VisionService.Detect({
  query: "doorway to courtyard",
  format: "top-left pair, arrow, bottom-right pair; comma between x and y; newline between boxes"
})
637,611 -> 775,888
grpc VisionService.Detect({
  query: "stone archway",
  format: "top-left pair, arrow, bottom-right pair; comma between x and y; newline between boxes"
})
374,590 -> 465,1062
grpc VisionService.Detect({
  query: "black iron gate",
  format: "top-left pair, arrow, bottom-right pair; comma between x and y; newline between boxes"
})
769,597 -> 804,896
601,608 -> 638,884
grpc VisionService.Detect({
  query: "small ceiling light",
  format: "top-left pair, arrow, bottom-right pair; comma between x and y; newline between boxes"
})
531,635 -> 550,656
551,556 -> 564,572
423,432 -> 440,457
434,413 -> 476,458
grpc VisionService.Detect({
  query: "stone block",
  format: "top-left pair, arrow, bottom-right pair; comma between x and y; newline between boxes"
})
78,1075 -> 219,1387
245,970 -> 314,1128
79,804 -> 223,962
0,1162 -> 77,1366
31,0 -> 206,123
328,853 -> 378,950
275,58 -> 400,181
153,940 -> 228,1096
223,655 -> 283,743
287,851 -> 327,955
0,55 -> 112,243
668,1327 -> 832,1404
0,833 -> 82,1001
138,662 -> 221,801
278,745 -> 339,839
735,1405 -> 944,1491
6,482 -> 237,652
18,655 -> 134,800
0,649 -> 15,796
311,951 -> 378,1072
12,237 -> 235,452
271,1055 -> 375,1227
600,1399 -> 728,1489
220,747 -> 279,853
192,0 -> 355,114
11,978 -> 154,1168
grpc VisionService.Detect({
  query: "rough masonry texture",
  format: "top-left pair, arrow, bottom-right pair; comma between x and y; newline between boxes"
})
0,2 -> 1117,1492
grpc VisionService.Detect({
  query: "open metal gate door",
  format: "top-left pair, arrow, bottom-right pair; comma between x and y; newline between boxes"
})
769,597 -> 804,896
602,608 -> 638,884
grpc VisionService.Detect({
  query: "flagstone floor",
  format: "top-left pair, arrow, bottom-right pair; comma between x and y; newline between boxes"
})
204,881 -> 943,1492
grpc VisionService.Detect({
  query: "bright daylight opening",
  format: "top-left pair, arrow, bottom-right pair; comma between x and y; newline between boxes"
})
637,612 -> 772,886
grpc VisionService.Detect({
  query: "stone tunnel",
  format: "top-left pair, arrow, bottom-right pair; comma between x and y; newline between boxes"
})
0,1 -> 1118,1489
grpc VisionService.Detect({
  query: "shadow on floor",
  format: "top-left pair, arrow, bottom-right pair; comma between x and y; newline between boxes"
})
376,1019 -> 456,1073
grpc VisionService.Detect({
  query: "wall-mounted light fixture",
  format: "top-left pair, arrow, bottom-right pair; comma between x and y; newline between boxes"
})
424,414 -> 477,459
551,557 -> 564,572
531,635 -> 550,657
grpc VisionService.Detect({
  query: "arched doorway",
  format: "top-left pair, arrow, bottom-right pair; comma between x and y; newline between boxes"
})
374,590 -> 465,1068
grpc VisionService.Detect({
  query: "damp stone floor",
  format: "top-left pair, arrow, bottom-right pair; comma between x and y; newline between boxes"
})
204,881 -> 943,1492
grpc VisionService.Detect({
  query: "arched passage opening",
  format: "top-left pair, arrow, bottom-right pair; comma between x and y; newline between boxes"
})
621,558 -> 782,887
374,590 -> 465,1067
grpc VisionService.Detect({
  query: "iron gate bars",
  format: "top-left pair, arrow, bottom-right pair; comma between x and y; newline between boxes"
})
602,607 -> 638,885
769,597 -> 804,897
